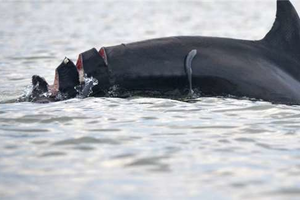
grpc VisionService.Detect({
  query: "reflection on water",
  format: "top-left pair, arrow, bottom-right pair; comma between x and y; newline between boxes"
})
1,0 -> 300,200
1,98 -> 300,200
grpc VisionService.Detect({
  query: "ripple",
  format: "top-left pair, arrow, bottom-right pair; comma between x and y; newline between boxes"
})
87,128 -> 121,132
31,140 -> 49,145
1,0 -> 300,199
240,128 -> 267,134
4,145 -> 18,150
141,116 -> 158,120
0,117 -> 40,124
191,125 -> 237,130
165,108 -> 202,112
235,137 -> 256,143
52,136 -> 120,146
0,128 -> 49,133
218,139 -> 231,144
73,146 -> 95,151
126,156 -> 168,167
113,153 -> 136,159
40,116 -> 87,123
213,104 -> 274,113
125,156 -> 170,172
40,151 -> 66,157
7,56 -> 55,61
255,142 -> 289,151
152,132 -> 186,136
150,102 -> 177,108
231,180 -> 264,188
266,188 -> 300,196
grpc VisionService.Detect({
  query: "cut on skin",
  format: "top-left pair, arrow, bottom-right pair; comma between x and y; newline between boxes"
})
28,0 -> 300,105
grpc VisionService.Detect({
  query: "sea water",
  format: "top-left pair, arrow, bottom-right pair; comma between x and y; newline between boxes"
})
1,1 -> 300,199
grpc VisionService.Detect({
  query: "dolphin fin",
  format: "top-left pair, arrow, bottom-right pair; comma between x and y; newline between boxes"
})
263,0 -> 300,57
185,49 -> 197,96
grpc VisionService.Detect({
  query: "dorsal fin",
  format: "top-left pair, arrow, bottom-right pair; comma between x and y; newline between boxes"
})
263,0 -> 300,57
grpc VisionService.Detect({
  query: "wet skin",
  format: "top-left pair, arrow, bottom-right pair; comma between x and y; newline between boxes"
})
29,0 -> 300,105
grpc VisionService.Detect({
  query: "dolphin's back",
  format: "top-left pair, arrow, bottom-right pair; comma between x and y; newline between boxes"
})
84,0 -> 300,104
103,35 -> 300,104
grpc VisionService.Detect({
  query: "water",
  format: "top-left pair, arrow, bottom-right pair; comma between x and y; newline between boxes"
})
1,0 -> 300,199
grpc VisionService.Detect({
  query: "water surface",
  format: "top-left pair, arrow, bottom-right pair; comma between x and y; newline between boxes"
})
1,1 -> 300,200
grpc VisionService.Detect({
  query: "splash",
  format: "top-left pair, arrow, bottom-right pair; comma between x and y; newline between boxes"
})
20,85 -> 34,102
17,84 -> 52,103
107,85 -> 121,97
76,75 -> 99,98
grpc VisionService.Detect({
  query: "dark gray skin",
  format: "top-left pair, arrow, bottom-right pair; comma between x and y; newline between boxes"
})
28,0 -> 300,105
98,0 -> 300,105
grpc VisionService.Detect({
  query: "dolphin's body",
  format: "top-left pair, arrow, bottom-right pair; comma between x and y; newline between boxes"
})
30,0 -> 300,105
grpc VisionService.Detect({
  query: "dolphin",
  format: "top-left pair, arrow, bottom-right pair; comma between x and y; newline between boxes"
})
29,0 -> 300,105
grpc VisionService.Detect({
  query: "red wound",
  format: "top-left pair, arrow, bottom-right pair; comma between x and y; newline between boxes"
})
76,54 -> 83,70
99,47 -> 108,66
